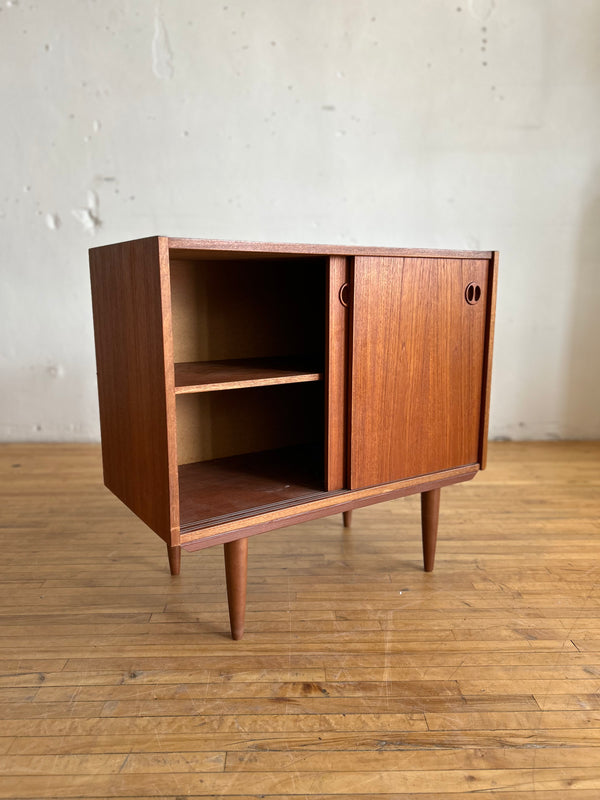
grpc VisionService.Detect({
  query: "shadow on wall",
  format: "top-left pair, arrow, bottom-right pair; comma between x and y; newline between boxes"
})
564,173 -> 600,438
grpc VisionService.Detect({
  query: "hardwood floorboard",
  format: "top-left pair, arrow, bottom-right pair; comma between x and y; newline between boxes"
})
9,728 -> 600,755
0,712 -> 429,737
0,441 -> 599,798
8,794 -> 600,800
2,768 -> 600,796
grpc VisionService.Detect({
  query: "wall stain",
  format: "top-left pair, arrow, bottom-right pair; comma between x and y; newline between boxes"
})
152,8 -> 174,80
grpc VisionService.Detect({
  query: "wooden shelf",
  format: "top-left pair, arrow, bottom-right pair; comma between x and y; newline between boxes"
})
174,357 -> 323,394
178,444 -> 326,533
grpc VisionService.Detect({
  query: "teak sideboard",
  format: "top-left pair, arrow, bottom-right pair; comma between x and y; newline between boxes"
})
89,237 -> 498,639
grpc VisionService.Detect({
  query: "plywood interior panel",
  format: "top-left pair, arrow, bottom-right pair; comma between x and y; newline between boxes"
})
176,382 -> 324,466
169,257 -> 326,364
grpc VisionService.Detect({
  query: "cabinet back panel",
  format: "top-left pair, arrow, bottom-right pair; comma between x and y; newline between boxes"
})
350,257 -> 489,488
170,258 -> 326,363
176,383 -> 324,466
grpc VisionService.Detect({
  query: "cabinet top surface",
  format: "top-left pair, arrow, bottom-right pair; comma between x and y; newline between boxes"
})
90,236 -> 494,260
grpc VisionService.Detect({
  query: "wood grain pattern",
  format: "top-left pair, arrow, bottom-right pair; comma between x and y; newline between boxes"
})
89,237 -> 179,544
350,256 -> 489,488
175,382 -> 323,466
167,236 -> 493,261
1,441 -> 600,798
325,256 -> 349,491
174,357 -> 323,394
179,463 -> 478,545
178,445 -> 325,534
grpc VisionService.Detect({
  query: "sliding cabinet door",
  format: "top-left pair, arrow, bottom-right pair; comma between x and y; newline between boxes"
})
349,256 -> 490,489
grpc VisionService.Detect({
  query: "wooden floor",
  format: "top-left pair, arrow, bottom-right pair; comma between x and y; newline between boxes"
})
1,441 -> 600,799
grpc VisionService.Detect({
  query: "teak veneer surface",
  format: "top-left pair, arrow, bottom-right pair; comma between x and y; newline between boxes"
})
325,254 -> 349,491
1,441 -> 600,799
165,236 -> 493,260
173,357 -> 323,393
350,257 -> 488,488
89,238 -> 178,543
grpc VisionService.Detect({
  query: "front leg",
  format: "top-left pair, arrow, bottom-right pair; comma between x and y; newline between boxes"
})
421,488 -> 441,572
224,537 -> 249,640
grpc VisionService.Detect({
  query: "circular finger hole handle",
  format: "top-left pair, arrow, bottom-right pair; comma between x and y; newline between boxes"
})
339,282 -> 350,308
465,282 -> 482,305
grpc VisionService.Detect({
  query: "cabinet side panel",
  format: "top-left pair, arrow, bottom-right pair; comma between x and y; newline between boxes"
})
350,257 -> 489,489
89,238 -> 174,541
478,252 -> 499,469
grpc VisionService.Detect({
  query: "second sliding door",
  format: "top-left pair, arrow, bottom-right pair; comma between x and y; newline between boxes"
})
349,256 -> 490,489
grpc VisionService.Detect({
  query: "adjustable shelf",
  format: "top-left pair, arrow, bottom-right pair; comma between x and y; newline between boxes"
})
174,357 -> 323,394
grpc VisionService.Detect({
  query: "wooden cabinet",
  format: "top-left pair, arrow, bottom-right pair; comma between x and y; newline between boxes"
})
90,238 -> 498,639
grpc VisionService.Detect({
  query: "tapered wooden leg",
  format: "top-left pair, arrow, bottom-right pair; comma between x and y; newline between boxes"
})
421,488 -> 441,572
166,544 -> 181,576
343,511 -> 353,528
224,537 -> 248,640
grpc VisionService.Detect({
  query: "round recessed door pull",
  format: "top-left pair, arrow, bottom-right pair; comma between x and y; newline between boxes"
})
339,282 -> 350,308
465,282 -> 482,305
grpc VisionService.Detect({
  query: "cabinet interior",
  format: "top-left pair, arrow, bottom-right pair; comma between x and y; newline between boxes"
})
170,255 -> 326,364
169,253 -> 328,529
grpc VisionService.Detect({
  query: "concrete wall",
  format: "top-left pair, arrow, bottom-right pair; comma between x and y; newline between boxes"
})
1,0 -> 599,441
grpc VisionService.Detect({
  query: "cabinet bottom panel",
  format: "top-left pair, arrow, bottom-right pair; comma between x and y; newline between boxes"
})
179,463 -> 480,548
178,443 -> 326,534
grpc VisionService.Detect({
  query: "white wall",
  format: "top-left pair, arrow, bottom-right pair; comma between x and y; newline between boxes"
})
1,0 -> 599,441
